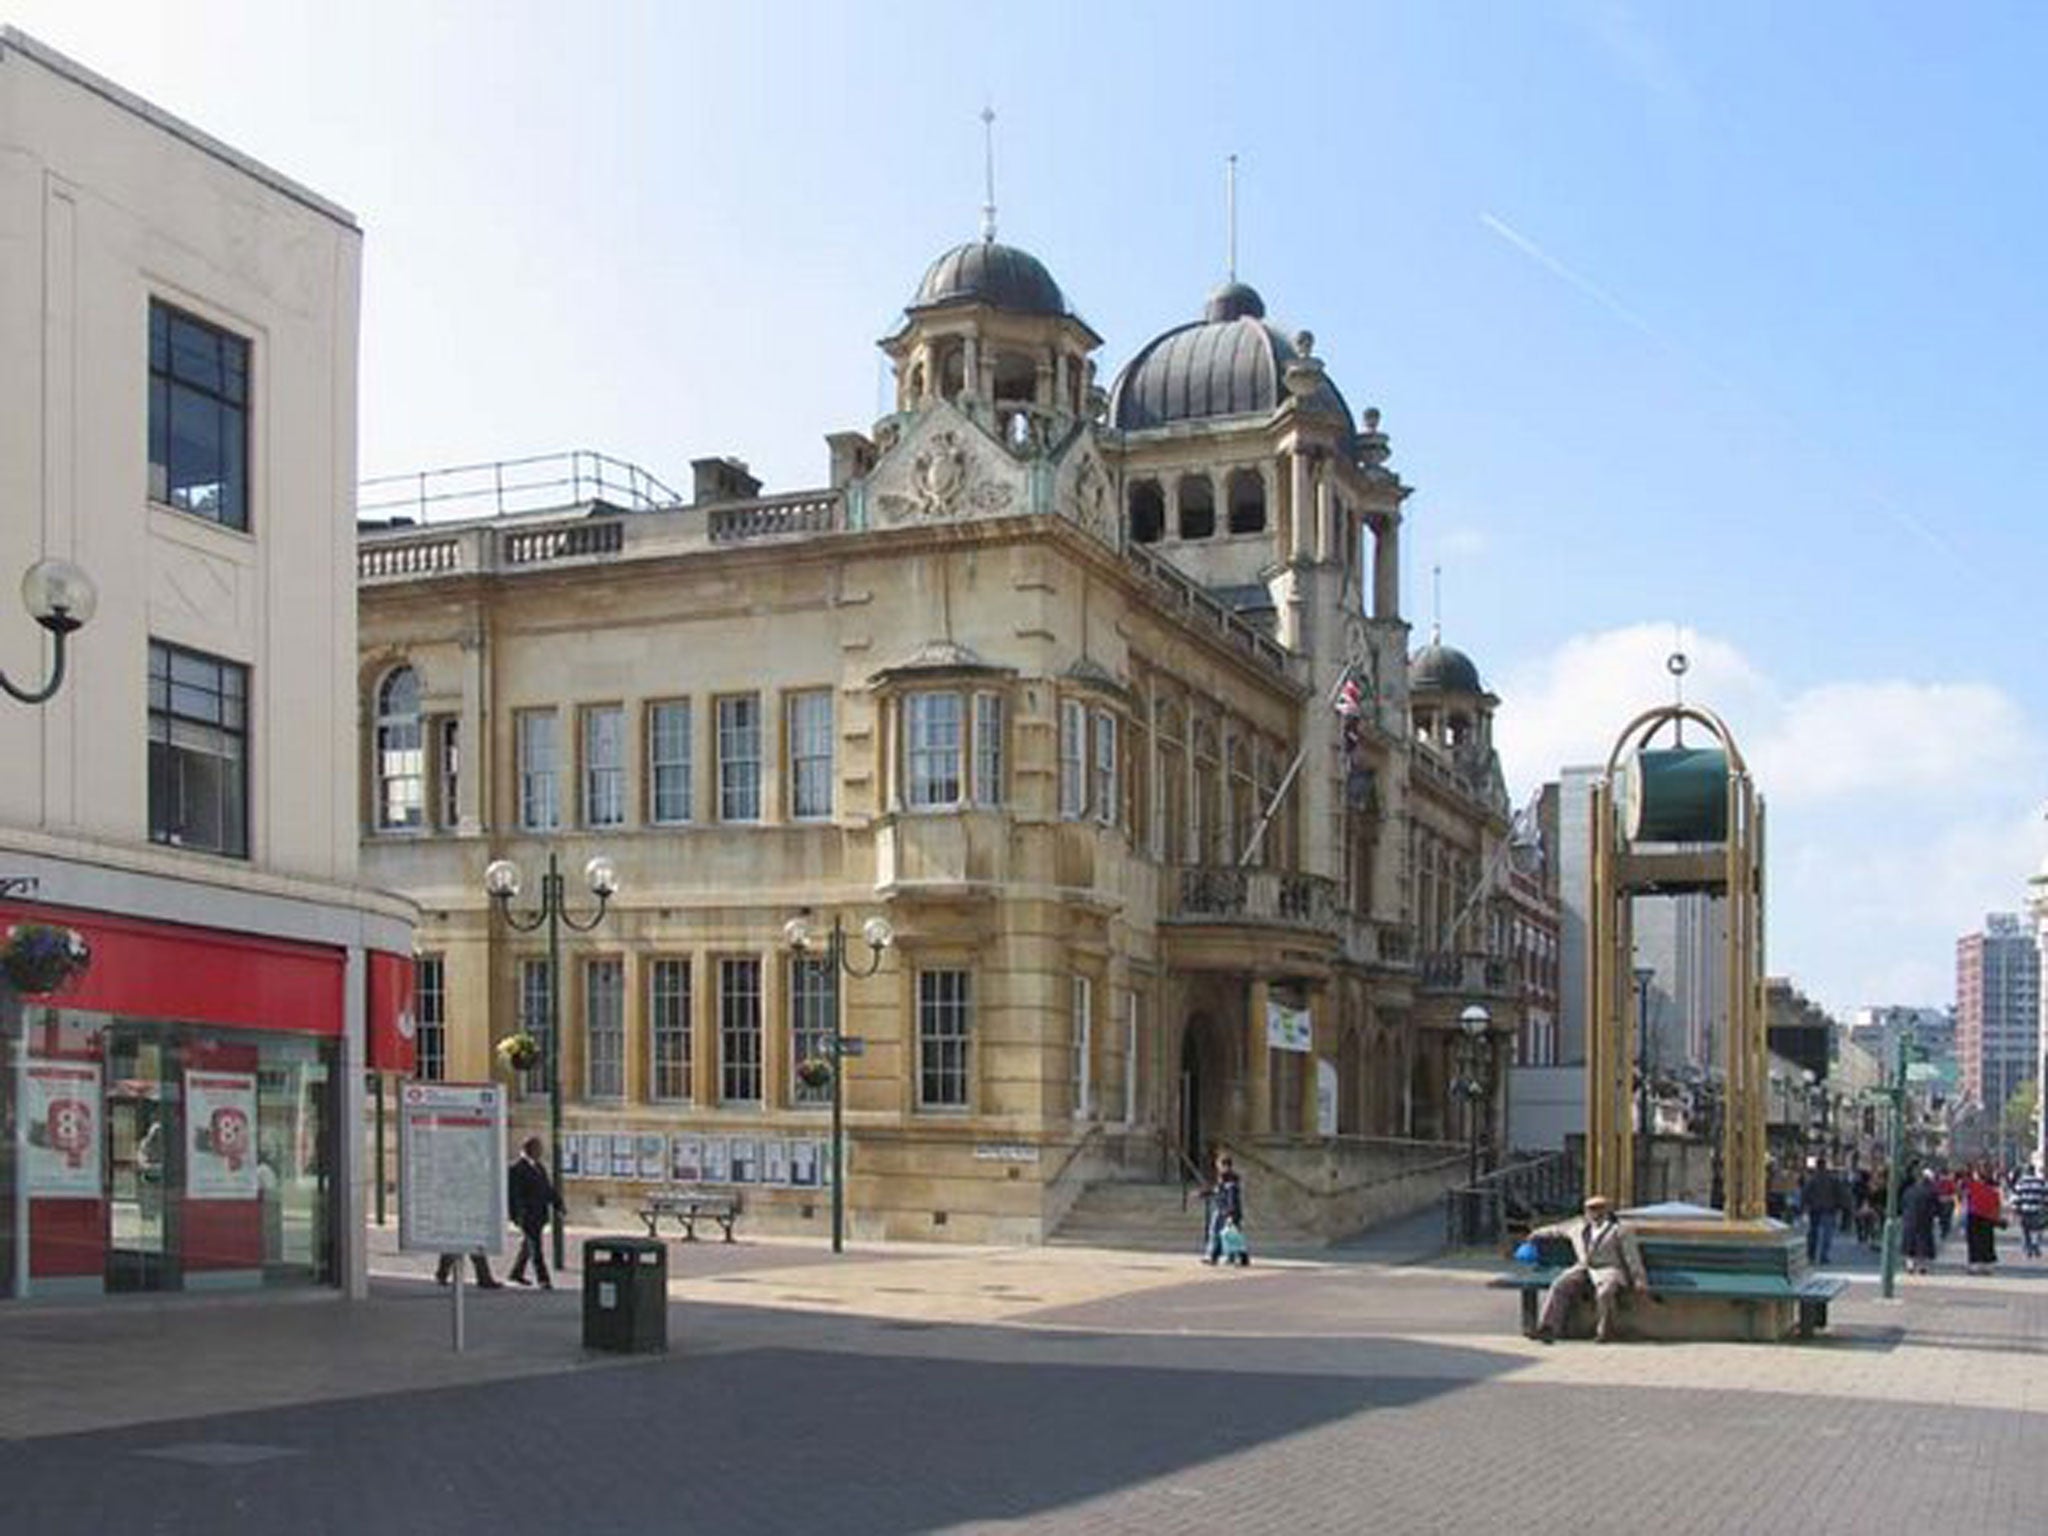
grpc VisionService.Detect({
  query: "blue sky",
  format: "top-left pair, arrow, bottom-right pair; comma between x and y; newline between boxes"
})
14,0 -> 2046,1014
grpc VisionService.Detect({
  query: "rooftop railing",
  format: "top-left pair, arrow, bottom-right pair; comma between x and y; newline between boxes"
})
358,450 -> 682,525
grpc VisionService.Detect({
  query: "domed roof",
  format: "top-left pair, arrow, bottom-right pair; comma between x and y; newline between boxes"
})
1109,283 -> 1355,443
912,239 -> 1067,317
1410,641 -> 1484,696
1204,280 -> 1266,322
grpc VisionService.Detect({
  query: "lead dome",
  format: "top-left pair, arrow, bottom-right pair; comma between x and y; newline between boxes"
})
910,239 -> 1069,318
1108,281 -> 1356,449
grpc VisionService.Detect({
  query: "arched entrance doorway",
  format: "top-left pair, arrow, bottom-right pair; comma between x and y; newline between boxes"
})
1177,1012 -> 1230,1169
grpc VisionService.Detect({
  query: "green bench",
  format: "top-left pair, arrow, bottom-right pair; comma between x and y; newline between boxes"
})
1493,1230 -> 1848,1341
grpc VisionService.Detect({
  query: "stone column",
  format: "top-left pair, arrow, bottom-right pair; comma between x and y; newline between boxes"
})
1306,986 -> 1334,1135
1247,975 -> 1272,1137
1373,514 -> 1401,620
1289,451 -> 1313,562
459,622 -> 487,834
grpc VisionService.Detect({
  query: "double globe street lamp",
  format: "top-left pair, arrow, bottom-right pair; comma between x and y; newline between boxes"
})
781,908 -> 892,1254
484,851 -> 618,1271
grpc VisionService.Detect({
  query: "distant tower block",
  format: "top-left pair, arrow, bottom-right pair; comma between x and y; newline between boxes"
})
1587,701 -> 1767,1218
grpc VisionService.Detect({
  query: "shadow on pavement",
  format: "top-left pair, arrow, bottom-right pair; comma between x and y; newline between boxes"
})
1,1323 -> 1528,1536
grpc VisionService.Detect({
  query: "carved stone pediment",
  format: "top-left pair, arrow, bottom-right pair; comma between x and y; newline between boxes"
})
867,402 -> 1023,528
1051,435 -> 1118,549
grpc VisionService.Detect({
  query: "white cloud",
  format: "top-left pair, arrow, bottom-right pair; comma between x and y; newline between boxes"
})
1492,623 -> 2048,1013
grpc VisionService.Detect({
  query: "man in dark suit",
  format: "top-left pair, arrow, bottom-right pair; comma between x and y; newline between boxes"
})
507,1136 -> 564,1289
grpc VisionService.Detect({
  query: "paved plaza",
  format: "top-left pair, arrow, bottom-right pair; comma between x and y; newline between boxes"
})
3,1219 -> 2045,1534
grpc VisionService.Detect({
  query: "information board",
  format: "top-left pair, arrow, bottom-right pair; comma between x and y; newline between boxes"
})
398,1082 -> 506,1255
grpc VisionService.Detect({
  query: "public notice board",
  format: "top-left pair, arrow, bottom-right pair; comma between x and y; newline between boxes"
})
398,1082 -> 506,1255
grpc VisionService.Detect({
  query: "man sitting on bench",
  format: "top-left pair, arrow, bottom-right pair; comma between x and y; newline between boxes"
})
1533,1194 -> 1646,1344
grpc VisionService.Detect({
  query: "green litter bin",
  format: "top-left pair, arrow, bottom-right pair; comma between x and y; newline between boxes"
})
582,1236 -> 668,1353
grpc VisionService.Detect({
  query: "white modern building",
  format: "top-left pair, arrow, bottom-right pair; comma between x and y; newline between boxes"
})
0,29 -> 412,1301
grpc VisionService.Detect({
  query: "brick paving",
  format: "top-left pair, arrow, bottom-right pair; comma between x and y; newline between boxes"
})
1,1222 -> 2045,1533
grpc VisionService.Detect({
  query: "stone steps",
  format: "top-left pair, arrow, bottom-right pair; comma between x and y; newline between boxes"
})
1050,1180 -> 1319,1251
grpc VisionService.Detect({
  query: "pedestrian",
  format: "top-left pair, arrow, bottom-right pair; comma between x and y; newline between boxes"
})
1900,1167 -> 1940,1274
1851,1164 -> 1877,1247
1934,1167 -> 1956,1242
1961,1161 -> 2003,1274
435,1251 -> 503,1288
1531,1194 -> 1646,1344
507,1136 -> 565,1289
1799,1155 -> 1844,1267
2014,1163 -> 2048,1259
1201,1153 -> 1244,1265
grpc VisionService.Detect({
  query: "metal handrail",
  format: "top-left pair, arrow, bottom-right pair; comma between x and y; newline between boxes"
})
1043,1122 -> 1106,1196
1156,1130 -> 1207,1211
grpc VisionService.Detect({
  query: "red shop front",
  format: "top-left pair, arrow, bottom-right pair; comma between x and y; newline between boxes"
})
2,902 -> 369,1299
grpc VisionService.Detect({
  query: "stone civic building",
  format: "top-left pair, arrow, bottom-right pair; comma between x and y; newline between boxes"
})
356,233 -> 1557,1242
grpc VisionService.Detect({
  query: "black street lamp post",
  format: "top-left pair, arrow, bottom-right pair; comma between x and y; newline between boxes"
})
782,908 -> 893,1254
1452,1003 -> 1493,1192
485,851 -> 617,1272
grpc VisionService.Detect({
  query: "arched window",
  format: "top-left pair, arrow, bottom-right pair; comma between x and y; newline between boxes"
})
1177,474 -> 1215,540
1128,480 -> 1165,544
1227,468 -> 1266,534
992,350 -> 1036,404
375,666 -> 424,831
937,343 -> 966,400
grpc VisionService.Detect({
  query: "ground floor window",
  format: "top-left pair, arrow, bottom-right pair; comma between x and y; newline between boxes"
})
918,970 -> 972,1109
0,1005 -> 339,1299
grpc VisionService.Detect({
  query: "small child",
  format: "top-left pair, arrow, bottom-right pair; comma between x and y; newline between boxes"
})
1218,1215 -> 1249,1267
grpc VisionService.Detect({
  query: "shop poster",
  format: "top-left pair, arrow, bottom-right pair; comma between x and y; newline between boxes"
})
185,1070 -> 259,1201
24,1058 -> 101,1197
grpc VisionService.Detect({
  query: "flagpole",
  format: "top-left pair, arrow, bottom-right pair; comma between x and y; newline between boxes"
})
1236,662 -> 1364,868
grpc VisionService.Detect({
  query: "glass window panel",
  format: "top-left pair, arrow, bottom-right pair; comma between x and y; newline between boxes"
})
517,711 -> 558,830
585,958 -> 625,1099
649,959 -> 692,1102
918,969 -> 971,1109
906,691 -> 962,808
788,691 -> 833,820
719,957 -> 762,1104
789,956 -> 836,1107
415,956 -> 447,1082
1059,700 -> 1088,818
582,706 -> 624,827
717,696 -> 761,821
148,640 -> 248,858
972,693 -> 1003,807
648,702 -> 692,824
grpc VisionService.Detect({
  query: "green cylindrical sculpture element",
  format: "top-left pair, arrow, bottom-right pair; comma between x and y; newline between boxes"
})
1626,747 -> 1729,844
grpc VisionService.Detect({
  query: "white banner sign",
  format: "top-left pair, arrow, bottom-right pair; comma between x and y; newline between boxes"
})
185,1070 -> 259,1201
24,1058 -> 101,1197
1316,1057 -> 1339,1137
398,1082 -> 506,1254
1266,1000 -> 1313,1054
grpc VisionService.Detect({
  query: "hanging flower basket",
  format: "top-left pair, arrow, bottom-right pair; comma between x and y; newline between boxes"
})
1,924 -> 91,996
495,1031 -> 541,1073
795,1056 -> 835,1091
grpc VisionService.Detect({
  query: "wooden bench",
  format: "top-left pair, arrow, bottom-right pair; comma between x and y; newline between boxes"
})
1493,1231 -> 1848,1341
637,1190 -> 741,1243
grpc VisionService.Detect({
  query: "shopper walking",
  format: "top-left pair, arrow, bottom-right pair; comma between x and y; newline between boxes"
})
507,1137 -> 565,1289
1201,1153 -> 1244,1265
1800,1155 -> 1845,1266
1900,1167 -> 1940,1275
2011,1163 -> 2047,1260
1961,1162 -> 2003,1274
